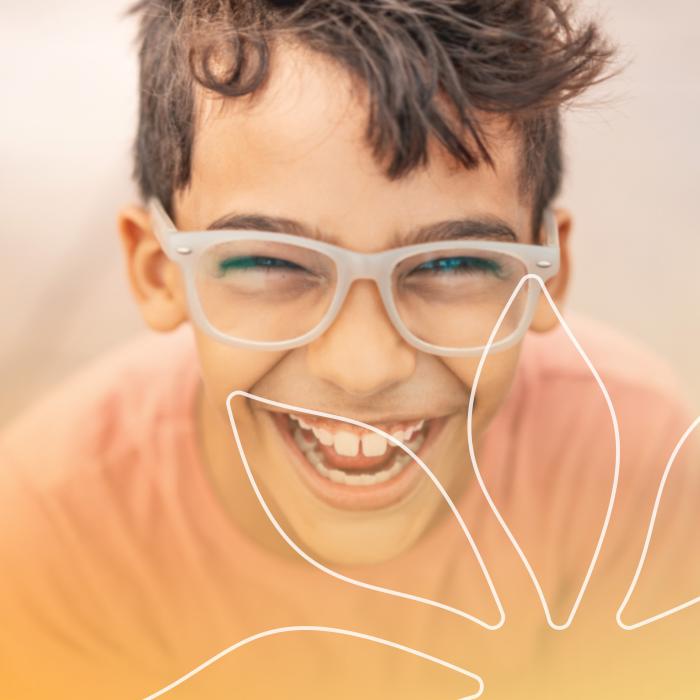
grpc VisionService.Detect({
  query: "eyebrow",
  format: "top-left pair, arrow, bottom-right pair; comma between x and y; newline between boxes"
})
206,212 -> 518,244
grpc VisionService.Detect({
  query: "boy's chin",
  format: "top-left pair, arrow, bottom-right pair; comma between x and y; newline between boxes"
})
256,461 -> 449,566
279,497 -> 440,567
250,410 -> 458,566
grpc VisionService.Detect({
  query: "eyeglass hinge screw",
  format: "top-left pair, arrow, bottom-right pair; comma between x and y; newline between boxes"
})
536,261 -> 552,268
176,246 -> 193,255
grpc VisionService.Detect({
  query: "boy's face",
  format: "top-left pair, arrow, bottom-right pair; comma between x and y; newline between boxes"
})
120,44 -> 570,565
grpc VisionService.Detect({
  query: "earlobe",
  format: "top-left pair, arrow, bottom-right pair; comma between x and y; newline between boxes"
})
530,206 -> 573,334
117,204 -> 188,332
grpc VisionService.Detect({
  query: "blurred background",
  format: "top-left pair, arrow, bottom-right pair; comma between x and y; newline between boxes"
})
1,0 -> 698,426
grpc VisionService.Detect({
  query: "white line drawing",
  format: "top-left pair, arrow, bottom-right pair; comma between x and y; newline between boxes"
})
466,274 -> 621,630
144,271 -> 700,699
225,391 -> 505,630
141,626 -> 484,700
617,415 -> 700,630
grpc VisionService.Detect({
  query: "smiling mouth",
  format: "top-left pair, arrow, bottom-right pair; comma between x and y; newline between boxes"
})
270,410 -> 447,510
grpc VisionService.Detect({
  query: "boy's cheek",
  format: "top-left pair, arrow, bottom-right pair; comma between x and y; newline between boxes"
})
193,331 -> 286,412
443,345 -> 521,428
190,328 -> 522,433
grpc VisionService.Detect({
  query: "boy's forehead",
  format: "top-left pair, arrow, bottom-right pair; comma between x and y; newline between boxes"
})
191,44 -> 369,191
180,43 -> 528,240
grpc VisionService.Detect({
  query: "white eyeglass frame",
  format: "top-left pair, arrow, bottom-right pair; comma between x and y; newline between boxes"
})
148,198 -> 560,357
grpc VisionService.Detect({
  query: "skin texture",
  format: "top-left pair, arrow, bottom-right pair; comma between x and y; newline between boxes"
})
118,42 -> 572,566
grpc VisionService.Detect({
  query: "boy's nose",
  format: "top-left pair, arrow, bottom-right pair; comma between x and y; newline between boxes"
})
305,280 -> 416,396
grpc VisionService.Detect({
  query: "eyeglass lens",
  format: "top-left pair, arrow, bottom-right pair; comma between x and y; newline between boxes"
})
392,248 -> 529,349
194,239 -> 529,349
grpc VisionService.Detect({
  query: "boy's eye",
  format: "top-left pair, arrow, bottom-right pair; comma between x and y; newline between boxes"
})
410,255 -> 504,277
217,255 -> 306,274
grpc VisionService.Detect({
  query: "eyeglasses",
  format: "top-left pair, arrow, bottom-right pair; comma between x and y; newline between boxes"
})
149,199 -> 560,357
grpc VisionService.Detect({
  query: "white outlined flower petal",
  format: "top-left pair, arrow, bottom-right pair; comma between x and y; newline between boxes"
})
467,274 -> 620,630
141,626 -> 484,700
617,416 -> 700,629
226,391 -> 505,630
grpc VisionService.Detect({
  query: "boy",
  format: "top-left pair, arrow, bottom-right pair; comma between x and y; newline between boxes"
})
1,1 -> 698,698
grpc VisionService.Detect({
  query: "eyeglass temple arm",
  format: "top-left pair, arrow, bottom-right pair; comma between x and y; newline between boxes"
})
147,198 -> 177,252
542,206 -> 560,249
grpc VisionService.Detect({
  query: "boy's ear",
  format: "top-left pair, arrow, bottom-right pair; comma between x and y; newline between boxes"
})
117,204 -> 188,331
529,206 -> 573,333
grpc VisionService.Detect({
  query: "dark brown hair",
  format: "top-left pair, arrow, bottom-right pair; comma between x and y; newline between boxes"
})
129,0 -> 619,238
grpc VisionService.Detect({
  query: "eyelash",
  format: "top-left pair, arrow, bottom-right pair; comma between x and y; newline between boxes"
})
217,255 -> 503,278
411,256 -> 503,276
217,256 -> 305,273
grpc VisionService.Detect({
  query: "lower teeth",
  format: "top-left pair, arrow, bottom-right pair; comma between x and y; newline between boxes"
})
292,426 -> 425,486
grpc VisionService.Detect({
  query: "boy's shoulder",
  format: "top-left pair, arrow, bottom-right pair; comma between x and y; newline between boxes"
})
486,312 -> 694,506
0,325 -> 199,492
512,312 -> 695,523
522,312 -> 690,406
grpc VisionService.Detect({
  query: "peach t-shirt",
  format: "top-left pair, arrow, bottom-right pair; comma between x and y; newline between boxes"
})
1,316 -> 698,698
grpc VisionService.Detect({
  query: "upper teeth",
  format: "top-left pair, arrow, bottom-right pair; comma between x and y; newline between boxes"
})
313,427 -> 334,447
362,432 -> 387,457
332,431 -> 359,456
297,416 -> 314,431
290,415 -> 425,458
392,420 -> 424,443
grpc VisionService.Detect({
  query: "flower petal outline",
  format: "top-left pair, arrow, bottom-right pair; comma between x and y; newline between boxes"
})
141,625 -> 484,700
617,415 -> 700,630
466,274 -> 621,630
226,391 -> 505,630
